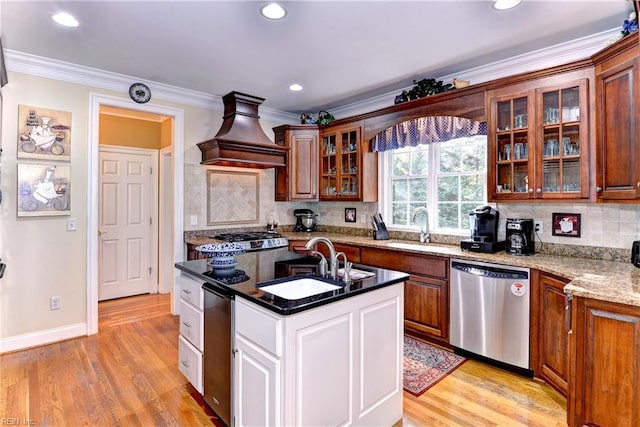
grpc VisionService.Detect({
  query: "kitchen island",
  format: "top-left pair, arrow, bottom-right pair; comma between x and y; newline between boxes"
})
175,246 -> 409,427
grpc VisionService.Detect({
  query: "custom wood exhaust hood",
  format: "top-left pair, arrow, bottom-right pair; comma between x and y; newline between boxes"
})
197,91 -> 288,168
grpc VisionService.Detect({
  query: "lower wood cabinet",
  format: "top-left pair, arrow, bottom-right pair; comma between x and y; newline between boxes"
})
360,247 -> 449,344
234,283 -> 404,426
404,275 -> 448,341
569,297 -> 640,427
535,272 -> 570,396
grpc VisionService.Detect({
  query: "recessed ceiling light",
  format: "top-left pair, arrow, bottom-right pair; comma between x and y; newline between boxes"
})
289,83 -> 303,92
261,3 -> 287,20
52,12 -> 79,27
492,0 -> 522,11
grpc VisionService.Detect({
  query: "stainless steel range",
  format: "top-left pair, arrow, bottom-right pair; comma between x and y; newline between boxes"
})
214,231 -> 288,251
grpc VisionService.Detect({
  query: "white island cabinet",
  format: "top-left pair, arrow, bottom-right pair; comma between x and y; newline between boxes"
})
234,282 -> 404,427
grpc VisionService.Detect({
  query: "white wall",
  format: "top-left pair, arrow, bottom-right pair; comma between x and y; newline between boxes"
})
0,71 -> 299,350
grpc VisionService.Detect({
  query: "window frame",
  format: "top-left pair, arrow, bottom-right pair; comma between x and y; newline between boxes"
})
379,135 -> 487,236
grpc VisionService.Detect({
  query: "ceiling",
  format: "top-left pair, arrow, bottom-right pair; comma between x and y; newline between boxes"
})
1,1 -> 633,115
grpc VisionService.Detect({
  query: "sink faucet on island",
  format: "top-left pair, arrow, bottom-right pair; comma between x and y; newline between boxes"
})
412,206 -> 430,243
304,236 -> 346,280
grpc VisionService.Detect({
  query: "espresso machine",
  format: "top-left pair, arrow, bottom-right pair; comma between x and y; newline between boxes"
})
505,218 -> 536,255
461,206 -> 506,253
294,209 -> 317,232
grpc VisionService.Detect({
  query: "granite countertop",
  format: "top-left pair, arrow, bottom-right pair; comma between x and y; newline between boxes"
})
185,231 -> 640,308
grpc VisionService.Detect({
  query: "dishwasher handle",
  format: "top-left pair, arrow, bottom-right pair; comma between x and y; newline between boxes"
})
451,260 -> 529,280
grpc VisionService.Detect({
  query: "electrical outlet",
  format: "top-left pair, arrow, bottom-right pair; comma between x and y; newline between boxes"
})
67,218 -> 77,231
50,296 -> 61,310
190,215 -> 198,226
534,220 -> 543,234
360,214 -> 367,223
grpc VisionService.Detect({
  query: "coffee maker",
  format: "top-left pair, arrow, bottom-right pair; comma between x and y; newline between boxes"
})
505,218 -> 536,255
294,209 -> 317,232
461,206 -> 506,253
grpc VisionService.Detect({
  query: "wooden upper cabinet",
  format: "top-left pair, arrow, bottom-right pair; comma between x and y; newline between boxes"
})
273,125 -> 319,201
593,34 -> 640,201
319,120 -> 377,202
488,74 -> 591,201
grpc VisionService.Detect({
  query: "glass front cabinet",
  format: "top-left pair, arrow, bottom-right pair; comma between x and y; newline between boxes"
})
489,78 -> 589,201
319,121 -> 377,202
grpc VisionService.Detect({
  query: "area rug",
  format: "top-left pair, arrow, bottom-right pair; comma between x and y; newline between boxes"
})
403,336 -> 467,396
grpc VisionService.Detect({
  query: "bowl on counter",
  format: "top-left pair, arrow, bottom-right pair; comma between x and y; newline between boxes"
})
195,242 -> 245,268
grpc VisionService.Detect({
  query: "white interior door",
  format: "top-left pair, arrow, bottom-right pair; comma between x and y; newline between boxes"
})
99,147 -> 155,301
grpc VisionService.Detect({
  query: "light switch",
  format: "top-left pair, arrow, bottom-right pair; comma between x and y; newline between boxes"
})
190,215 -> 198,226
67,218 -> 77,231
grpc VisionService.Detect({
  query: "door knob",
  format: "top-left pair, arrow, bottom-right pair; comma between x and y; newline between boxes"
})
98,230 -> 107,236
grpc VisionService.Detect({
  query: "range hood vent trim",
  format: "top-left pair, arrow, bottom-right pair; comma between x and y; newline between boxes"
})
197,91 -> 288,169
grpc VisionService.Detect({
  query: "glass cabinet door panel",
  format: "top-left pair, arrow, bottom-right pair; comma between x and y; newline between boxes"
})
543,161 -> 560,192
543,91 -> 560,124
497,101 -> 512,131
514,164 -> 529,193
561,87 -> 580,122
562,159 -> 580,192
561,124 -> 580,156
497,134 -> 512,162
513,132 -> 528,161
543,128 -> 560,158
513,97 -> 528,129
497,164 -> 512,193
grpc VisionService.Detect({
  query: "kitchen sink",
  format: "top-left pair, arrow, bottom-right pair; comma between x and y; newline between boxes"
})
258,277 -> 343,300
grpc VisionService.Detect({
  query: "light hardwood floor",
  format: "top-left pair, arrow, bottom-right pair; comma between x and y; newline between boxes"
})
1,293 -> 567,426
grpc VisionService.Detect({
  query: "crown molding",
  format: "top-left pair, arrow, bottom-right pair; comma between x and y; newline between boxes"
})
4,27 -> 620,124
4,49 -> 298,124
331,28 -> 621,119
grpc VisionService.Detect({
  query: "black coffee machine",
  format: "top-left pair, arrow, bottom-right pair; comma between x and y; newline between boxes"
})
461,206 -> 506,253
505,218 -> 536,255
294,209 -> 317,232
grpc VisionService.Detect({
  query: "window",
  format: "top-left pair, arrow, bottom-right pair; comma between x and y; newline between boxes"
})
381,135 -> 487,234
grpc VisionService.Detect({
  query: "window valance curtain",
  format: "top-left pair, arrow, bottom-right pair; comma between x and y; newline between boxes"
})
370,116 -> 487,152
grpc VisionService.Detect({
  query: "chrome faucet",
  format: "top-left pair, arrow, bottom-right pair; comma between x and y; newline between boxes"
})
412,207 -> 430,243
308,250 -> 328,277
305,236 -> 340,279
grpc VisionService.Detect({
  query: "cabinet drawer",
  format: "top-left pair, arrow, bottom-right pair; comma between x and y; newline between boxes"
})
178,335 -> 203,393
235,298 -> 282,357
180,300 -> 203,351
361,247 -> 448,279
178,273 -> 204,310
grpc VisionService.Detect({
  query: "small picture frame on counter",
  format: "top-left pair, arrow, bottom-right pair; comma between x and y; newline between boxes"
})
552,213 -> 581,237
345,207 -> 356,223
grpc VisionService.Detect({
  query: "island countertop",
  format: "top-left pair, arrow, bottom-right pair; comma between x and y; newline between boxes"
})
175,247 -> 409,315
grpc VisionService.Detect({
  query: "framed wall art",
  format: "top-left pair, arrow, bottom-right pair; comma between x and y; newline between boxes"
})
345,207 -> 356,223
207,169 -> 259,225
17,105 -> 72,161
552,213 -> 581,237
17,164 -> 71,217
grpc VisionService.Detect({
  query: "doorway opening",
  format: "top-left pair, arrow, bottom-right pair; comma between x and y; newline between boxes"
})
88,93 -> 184,335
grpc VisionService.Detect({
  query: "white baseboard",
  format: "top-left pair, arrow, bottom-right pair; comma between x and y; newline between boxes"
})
0,323 -> 87,354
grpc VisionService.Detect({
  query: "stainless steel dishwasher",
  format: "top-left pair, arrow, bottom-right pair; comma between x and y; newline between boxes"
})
449,258 -> 530,370
202,281 -> 234,427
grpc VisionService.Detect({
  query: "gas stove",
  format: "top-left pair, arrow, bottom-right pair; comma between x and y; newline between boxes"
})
214,231 -> 289,251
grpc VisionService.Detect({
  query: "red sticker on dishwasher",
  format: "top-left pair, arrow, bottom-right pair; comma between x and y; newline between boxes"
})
511,281 -> 527,297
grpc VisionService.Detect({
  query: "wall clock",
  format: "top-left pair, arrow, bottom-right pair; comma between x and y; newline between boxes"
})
128,82 -> 151,104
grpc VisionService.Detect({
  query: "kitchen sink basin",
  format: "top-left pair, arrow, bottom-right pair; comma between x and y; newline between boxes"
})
258,277 -> 343,300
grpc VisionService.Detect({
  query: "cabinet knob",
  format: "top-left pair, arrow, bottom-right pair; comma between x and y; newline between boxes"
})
568,329 -> 573,335
528,189 -> 534,193
637,182 -> 640,189
596,186 -> 603,193
536,188 -> 542,194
